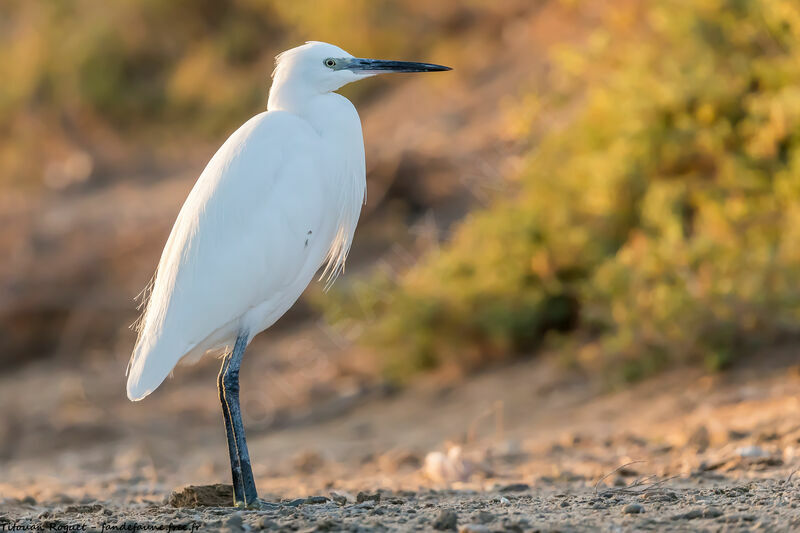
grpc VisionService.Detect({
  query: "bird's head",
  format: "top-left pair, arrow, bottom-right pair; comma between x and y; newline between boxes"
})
271,41 -> 451,94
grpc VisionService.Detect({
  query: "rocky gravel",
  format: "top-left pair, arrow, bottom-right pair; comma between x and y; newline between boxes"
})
3,478 -> 800,532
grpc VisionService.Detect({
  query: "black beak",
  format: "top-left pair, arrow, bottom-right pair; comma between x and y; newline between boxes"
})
347,58 -> 452,74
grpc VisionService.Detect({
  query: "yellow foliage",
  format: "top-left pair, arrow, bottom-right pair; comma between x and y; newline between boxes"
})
0,0 -> 467,188
320,0 -> 800,382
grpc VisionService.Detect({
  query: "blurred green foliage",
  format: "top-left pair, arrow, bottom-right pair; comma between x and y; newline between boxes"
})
321,0 -> 800,382
0,0 -> 471,188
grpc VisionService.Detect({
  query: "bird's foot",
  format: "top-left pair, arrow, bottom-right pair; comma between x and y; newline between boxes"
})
234,498 -> 280,510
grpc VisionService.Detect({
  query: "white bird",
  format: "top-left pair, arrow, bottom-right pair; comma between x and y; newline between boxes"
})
125,41 -> 450,508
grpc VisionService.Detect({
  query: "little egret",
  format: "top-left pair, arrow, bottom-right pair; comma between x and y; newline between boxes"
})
126,41 -> 450,508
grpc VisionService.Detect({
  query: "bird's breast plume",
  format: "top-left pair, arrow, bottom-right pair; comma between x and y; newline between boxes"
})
319,157 -> 366,290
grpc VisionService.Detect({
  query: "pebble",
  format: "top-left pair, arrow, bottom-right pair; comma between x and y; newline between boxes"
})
356,491 -> 381,503
354,500 -> 376,510
623,503 -> 644,514
330,492 -> 347,506
675,509 -> 703,520
433,509 -> 459,530
672,507 -> 723,520
736,445 -> 768,458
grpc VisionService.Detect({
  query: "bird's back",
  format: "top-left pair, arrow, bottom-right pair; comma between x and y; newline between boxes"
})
127,109 -> 363,400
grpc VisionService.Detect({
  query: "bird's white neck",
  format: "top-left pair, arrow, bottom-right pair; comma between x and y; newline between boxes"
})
268,76 -> 349,130
267,73 -> 316,114
267,76 -> 367,284
268,83 -> 364,162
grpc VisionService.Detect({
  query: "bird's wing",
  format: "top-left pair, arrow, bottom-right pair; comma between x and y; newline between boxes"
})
127,111 -> 332,400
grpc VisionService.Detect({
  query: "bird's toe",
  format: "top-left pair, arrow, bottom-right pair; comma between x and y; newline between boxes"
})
247,498 -> 280,510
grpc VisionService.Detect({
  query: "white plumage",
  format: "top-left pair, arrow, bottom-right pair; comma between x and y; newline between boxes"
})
126,42 -> 367,400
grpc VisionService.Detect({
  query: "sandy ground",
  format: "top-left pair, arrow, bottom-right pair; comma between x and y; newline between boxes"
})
2,326 -> 800,531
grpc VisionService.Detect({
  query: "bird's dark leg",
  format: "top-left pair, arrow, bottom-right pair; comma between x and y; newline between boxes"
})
220,331 -> 260,508
218,353 -> 244,505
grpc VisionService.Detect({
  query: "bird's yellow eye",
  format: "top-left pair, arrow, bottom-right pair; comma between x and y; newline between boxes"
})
324,58 -> 336,68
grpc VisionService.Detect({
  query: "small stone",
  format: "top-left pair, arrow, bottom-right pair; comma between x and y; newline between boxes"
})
304,496 -> 329,505
499,496 -> 511,505
65,504 -> 103,513
433,509 -> 458,530
623,503 -> 644,514
424,447 -> 472,483
356,491 -> 381,503
672,508 -> 703,520
736,445 -> 768,458
330,492 -> 347,506
474,511 -> 495,524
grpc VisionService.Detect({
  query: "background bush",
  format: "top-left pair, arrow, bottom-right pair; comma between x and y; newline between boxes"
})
320,0 -> 800,382
0,0 -> 471,189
